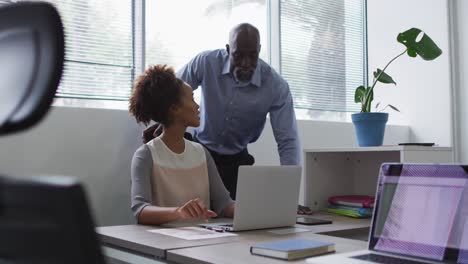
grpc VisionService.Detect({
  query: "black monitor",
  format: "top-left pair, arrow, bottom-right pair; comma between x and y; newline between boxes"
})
0,175 -> 106,264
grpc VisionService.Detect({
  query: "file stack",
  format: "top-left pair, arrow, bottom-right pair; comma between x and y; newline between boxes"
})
326,195 -> 374,218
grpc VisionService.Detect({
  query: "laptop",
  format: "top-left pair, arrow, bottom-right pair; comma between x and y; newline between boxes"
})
200,165 -> 301,232
309,163 -> 468,264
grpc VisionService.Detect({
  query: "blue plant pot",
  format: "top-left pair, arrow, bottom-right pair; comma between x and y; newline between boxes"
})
351,112 -> 389,147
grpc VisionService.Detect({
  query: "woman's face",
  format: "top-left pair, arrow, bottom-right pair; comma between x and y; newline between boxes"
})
173,82 -> 200,127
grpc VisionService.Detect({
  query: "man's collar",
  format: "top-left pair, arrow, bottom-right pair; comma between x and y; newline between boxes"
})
250,64 -> 261,87
221,51 -> 261,87
221,57 -> 231,75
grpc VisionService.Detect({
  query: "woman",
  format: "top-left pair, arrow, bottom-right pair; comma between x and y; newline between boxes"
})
129,64 -> 235,225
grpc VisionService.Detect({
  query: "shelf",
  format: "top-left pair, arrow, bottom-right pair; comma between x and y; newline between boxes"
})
303,147 -> 453,211
304,146 -> 452,153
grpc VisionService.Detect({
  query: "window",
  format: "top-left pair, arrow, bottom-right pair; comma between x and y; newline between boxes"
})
280,0 -> 367,113
145,0 -> 268,104
145,0 -> 367,117
1,0 -> 135,101
145,0 -> 268,71
2,0 -> 367,116
50,0 -> 134,100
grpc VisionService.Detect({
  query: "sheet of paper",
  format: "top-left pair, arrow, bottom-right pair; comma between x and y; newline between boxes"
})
148,227 -> 237,240
268,227 -> 310,235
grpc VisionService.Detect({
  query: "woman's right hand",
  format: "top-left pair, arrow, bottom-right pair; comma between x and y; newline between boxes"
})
175,198 -> 217,220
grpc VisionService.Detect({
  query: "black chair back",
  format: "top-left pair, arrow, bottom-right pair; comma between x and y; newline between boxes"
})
0,2 -> 64,135
0,176 -> 106,264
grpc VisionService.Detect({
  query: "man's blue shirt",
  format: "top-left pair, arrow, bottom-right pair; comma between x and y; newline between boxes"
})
177,49 -> 300,165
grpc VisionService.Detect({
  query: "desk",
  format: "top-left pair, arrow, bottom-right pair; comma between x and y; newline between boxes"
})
97,213 -> 370,264
97,220 -> 243,259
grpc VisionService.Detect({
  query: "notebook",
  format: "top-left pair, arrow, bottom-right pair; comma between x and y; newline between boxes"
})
251,239 -> 335,260
199,165 -> 301,231
328,195 -> 375,208
308,163 -> 468,264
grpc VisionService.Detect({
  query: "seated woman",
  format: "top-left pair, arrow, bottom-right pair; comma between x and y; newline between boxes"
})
129,64 -> 235,225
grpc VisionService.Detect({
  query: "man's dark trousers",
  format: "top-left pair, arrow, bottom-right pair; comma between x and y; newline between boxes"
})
203,147 -> 254,200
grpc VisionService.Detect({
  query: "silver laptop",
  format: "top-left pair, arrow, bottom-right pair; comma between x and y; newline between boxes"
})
308,163 -> 468,264
200,165 -> 301,232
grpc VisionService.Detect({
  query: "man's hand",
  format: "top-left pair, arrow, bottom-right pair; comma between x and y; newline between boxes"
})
175,198 -> 217,220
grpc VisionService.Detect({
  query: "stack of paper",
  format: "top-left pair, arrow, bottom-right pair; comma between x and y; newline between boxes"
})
326,195 -> 374,218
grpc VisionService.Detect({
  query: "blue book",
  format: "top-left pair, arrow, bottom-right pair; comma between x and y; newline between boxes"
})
250,239 -> 335,260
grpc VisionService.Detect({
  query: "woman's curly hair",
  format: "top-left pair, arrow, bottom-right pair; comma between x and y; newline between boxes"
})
129,64 -> 183,126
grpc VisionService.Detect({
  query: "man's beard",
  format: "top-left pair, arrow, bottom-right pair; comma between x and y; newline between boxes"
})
234,68 -> 254,83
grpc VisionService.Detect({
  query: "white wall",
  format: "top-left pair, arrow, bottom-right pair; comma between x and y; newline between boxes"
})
367,0 -> 452,146
0,107 -> 142,226
449,0 -> 468,162
249,120 -> 409,166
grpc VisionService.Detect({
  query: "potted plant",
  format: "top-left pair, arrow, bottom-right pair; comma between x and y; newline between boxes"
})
352,27 -> 442,146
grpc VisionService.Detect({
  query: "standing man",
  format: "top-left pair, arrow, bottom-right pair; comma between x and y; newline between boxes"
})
177,23 -> 310,214
177,23 -> 298,194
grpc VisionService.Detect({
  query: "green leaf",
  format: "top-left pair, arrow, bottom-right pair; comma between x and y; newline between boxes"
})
374,69 -> 396,85
355,85 -> 366,103
407,47 -> 417,57
397,28 -> 442,60
388,104 -> 400,112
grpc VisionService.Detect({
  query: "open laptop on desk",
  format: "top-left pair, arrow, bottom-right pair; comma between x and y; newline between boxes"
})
308,163 -> 468,264
200,165 -> 301,232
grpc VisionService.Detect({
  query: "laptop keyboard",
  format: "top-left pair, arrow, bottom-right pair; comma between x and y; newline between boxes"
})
352,253 -> 428,264
219,224 -> 233,227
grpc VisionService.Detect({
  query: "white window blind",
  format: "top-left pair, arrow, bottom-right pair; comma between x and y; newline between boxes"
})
145,0 -> 268,71
0,0 -> 135,102
52,0 -> 134,100
280,0 -> 367,112
8,0 -> 134,100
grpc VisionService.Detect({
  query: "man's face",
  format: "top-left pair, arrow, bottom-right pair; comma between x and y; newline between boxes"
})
227,32 -> 260,83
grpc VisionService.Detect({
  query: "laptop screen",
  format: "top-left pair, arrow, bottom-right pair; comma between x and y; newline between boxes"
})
369,164 -> 468,263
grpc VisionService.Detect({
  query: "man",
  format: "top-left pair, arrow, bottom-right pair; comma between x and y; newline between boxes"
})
176,23 -> 311,214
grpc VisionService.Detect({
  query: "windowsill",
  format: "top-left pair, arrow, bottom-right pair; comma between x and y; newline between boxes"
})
295,109 -> 409,126
53,98 -> 128,111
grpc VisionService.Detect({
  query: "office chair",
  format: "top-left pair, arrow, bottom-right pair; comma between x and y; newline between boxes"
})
0,2 -> 63,135
0,2 -> 106,263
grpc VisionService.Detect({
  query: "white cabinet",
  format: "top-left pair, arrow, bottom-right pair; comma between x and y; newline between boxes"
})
303,146 -> 453,210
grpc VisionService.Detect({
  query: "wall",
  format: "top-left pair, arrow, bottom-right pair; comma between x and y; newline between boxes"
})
450,0 -> 468,162
0,107 -> 142,226
249,119 -> 409,165
367,0 -> 452,146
